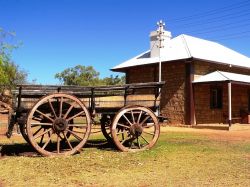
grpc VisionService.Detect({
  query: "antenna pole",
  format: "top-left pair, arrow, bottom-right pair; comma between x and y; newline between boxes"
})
157,20 -> 165,82
156,20 -> 165,116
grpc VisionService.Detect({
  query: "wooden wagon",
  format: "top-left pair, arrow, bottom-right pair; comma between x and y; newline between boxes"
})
6,81 -> 165,156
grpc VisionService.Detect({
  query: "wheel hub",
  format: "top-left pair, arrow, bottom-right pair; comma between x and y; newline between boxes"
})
130,123 -> 143,137
53,118 -> 68,133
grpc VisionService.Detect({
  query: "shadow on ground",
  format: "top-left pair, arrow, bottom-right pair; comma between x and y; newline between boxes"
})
0,140 -> 116,157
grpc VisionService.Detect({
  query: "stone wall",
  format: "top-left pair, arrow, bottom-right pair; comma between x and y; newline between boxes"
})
126,61 -> 186,124
194,61 -> 250,80
194,83 -> 249,124
194,61 -> 250,124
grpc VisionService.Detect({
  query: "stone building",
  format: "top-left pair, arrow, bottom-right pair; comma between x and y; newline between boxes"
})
111,21 -> 250,126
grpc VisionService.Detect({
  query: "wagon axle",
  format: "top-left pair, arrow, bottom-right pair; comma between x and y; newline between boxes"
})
129,123 -> 143,138
53,118 -> 68,133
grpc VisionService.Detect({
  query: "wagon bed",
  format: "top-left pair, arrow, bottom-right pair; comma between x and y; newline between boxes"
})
13,82 -> 163,113
7,81 -> 165,156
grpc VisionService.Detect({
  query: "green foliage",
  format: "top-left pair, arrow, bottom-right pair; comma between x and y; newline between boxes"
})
55,65 -> 101,86
102,74 -> 125,85
55,65 -> 125,86
0,29 -> 27,89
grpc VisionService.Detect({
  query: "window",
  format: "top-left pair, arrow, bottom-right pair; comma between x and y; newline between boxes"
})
210,86 -> 223,109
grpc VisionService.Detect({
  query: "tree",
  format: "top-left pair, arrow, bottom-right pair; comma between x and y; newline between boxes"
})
55,65 -> 125,86
55,65 -> 101,86
0,29 -> 27,88
0,28 -> 27,108
102,75 -> 125,85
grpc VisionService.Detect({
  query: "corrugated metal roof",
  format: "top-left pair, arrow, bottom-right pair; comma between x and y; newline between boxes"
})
193,71 -> 250,84
111,34 -> 250,71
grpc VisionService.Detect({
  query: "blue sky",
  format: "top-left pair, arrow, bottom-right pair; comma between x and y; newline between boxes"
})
1,0 -> 250,84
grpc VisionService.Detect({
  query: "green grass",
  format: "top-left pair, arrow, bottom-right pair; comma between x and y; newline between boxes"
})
0,131 -> 249,187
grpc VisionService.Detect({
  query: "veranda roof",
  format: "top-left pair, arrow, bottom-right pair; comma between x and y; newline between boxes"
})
111,34 -> 250,71
193,71 -> 250,85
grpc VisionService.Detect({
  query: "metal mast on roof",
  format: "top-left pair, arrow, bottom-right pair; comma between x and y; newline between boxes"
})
157,20 -> 165,83
156,20 -> 165,116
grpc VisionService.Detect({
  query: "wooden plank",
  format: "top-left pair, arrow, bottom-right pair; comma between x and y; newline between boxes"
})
13,81 -> 165,112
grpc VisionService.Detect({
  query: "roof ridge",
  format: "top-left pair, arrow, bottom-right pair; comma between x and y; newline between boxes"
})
180,35 -> 192,58
216,70 -> 230,80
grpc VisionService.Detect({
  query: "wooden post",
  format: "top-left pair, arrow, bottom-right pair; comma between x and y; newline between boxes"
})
185,62 -> 195,125
228,82 -> 232,126
18,86 -> 22,109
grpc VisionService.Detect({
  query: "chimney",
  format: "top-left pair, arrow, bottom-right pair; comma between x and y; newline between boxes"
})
150,20 -> 171,58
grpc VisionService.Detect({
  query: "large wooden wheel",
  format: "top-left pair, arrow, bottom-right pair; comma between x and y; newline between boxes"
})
100,114 -> 113,144
26,93 -> 91,156
111,106 -> 160,152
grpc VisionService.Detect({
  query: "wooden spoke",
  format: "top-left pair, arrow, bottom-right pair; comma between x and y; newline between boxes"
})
63,132 -> 73,150
42,133 -> 53,150
66,129 -> 83,141
131,110 -> 135,124
31,123 -> 53,127
91,127 -> 102,129
142,123 -> 155,128
70,129 -> 86,134
121,136 -> 133,145
63,104 -> 74,119
33,127 -> 43,136
48,131 -> 51,138
137,137 -> 141,149
48,99 -> 57,118
57,135 -> 61,153
68,124 -> 87,128
117,123 -> 130,129
122,114 -> 133,126
35,109 -> 54,122
116,131 -> 126,135
38,128 -> 46,146
59,97 -> 63,118
140,135 -> 150,144
57,133 -> 65,140
91,130 -> 102,134
121,129 -> 125,140
139,116 -> 150,126
66,111 -> 85,122
142,130 -> 155,136
32,116 -> 43,121
33,128 -> 52,140
137,111 -> 143,124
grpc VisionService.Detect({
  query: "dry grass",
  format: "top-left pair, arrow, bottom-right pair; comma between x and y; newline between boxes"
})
0,128 -> 249,187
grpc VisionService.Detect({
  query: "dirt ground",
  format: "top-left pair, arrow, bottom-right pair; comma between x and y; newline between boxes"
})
1,124 -> 250,142
160,125 -> 250,141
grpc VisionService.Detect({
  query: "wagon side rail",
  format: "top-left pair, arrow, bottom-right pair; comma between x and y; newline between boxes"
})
12,81 -> 165,110
12,81 -> 165,95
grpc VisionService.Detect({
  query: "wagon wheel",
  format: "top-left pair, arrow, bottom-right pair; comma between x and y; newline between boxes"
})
111,106 -> 160,152
86,120 -> 108,146
100,114 -> 113,143
26,93 -> 91,156
19,121 -> 30,144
